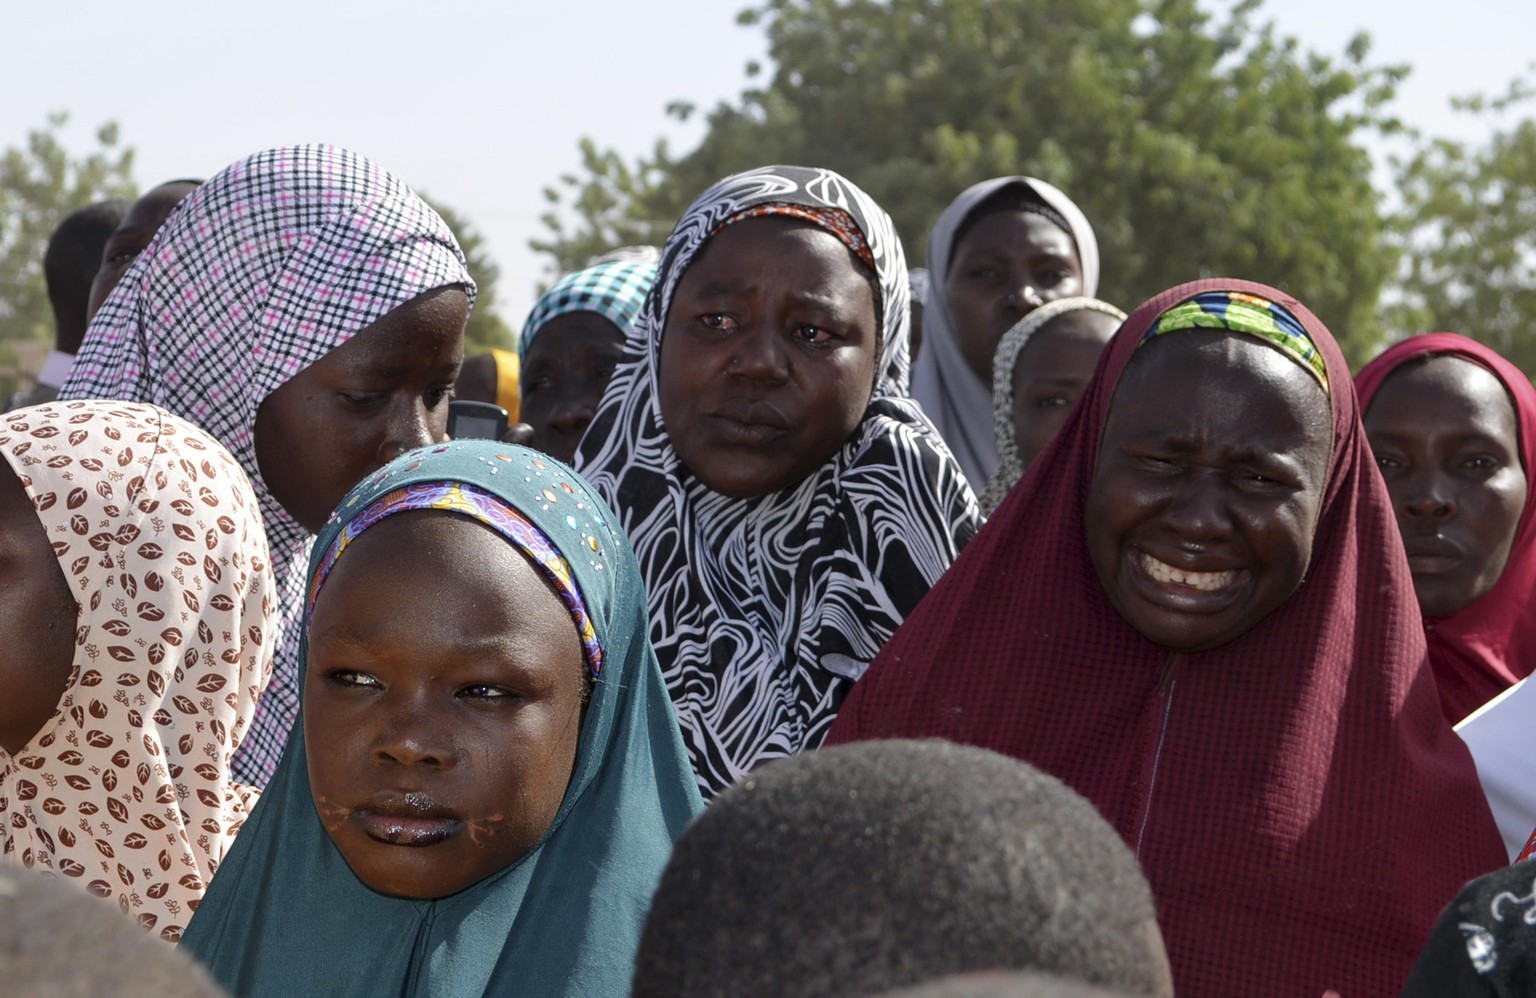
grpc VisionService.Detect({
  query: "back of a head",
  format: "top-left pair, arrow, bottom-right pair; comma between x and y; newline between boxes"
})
875,970 -> 1140,998
632,740 -> 1173,998
43,198 -> 129,352
0,868 -> 226,997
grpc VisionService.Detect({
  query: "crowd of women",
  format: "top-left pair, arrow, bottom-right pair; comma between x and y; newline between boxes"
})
3,141 -> 1536,997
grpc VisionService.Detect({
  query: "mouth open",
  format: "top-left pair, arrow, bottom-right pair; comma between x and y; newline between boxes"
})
1137,552 -> 1239,592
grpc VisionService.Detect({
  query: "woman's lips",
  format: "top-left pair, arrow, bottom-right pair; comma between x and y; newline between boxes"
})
704,401 -> 792,447
1403,537 -> 1463,575
352,793 -> 463,847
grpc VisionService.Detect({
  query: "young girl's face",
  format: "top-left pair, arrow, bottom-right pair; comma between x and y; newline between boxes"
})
1009,311 -> 1118,470
657,217 -> 880,499
305,510 -> 587,899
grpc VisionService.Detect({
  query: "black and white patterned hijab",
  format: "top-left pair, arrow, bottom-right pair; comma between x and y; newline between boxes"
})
574,165 -> 981,798
61,145 -> 474,787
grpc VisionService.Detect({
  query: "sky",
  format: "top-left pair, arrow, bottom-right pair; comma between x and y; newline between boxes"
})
2,1 -> 1529,324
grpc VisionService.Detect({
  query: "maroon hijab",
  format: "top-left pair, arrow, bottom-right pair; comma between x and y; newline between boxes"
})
827,280 -> 1505,998
1356,333 -> 1536,724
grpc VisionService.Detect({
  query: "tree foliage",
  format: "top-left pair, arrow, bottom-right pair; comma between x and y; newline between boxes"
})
421,196 -> 517,353
535,0 -> 1404,364
1388,75 -> 1536,374
0,114 -> 136,396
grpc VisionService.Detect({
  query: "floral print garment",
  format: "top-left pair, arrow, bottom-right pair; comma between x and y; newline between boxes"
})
0,401 -> 275,941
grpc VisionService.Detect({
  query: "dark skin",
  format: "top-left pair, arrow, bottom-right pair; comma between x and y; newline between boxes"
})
1009,310 -> 1118,470
453,353 -> 500,406
306,511 -> 587,900
254,286 -> 467,533
944,211 -> 1083,383
1364,356 -> 1528,617
657,217 -> 880,499
1085,333 -> 1333,653
0,460 -> 78,755
520,312 -> 626,465
86,181 -> 200,322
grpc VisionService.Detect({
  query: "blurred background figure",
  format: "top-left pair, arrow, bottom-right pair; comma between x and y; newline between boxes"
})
3,198 -> 126,411
453,347 -> 521,422
85,178 -> 200,321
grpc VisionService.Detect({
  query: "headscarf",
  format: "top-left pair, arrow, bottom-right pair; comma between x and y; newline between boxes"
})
521,260 -> 656,356
60,145 -> 475,787
0,400 -> 275,942
827,279 -> 1506,998
911,176 -> 1100,491
1355,333 -> 1536,723
487,347 -> 522,421
179,440 -> 704,997
977,296 -> 1126,514
574,165 -> 980,798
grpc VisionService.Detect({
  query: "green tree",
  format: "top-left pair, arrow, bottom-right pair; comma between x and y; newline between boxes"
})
0,113 -> 136,397
536,0 -> 1403,364
1387,77 -> 1536,374
421,195 -> 517,353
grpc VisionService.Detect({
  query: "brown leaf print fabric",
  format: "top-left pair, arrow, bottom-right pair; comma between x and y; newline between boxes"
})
0,400 -> 275,942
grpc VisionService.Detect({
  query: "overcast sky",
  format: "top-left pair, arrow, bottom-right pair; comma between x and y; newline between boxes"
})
4,1 -> 1528,322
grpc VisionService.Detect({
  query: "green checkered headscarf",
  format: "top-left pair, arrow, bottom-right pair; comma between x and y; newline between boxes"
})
521,260 -> 656,356
1140,290 -> 1329,393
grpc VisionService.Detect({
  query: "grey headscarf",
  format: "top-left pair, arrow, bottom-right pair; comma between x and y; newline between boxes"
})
911,177 -> 1099,491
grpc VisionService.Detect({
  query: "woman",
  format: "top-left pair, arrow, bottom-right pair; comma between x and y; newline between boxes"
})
576,165 -> 979,797
912,176 -> 1099,491
453,348 -> 521,423
827,281 -> 1505,997
62,145 -> 475,787
519,259 -> 655,464
0,400 -> 275,942
179,442 -> 704,996
978,296 -> 1125,513
1356,334 -> 1536,723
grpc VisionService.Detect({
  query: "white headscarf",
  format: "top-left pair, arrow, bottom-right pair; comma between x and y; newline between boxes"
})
911,177 -> 1100,491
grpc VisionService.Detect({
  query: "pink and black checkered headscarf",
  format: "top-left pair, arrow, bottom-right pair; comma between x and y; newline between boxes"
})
61,145 -> 475,786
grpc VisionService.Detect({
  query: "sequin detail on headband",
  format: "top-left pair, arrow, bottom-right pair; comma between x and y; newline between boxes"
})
307,481 -> 603,676
713,203 -> 877,274
1141,291 -> 1329,392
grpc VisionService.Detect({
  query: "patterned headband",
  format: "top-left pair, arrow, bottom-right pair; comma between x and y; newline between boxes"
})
1141,290 -> 1329,392
712,203 -> 877,275
306,481 -> 603,676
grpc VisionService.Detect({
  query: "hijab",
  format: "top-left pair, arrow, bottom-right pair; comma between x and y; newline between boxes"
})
60,144 -> 475,788
911,176 -> 1100,491
0,400 -> 274,942
179,440 -> 703,997
827,279 -> 1505,997
574,165 -> 980,798
520,259 -> 656,355
1355,333 -> 1536,722
977,295 -> 1126,514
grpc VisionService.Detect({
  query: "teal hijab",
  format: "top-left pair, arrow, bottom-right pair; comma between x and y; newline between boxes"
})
181,441 -> 704,997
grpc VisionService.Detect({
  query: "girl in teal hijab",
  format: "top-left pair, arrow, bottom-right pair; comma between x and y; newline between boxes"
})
180,441 -> 704,997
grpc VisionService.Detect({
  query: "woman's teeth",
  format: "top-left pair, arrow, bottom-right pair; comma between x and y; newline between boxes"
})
1139,552 -> 1238,591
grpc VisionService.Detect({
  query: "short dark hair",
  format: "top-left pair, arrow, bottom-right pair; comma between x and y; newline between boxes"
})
875,970 -> 1141,998
43,199 -> 128,352
631,739 -> 1173,998
0,867 -> 225,996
